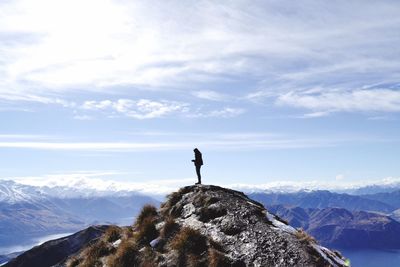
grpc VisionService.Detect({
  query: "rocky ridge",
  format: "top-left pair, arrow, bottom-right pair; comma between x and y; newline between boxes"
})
5,185 -> 348,267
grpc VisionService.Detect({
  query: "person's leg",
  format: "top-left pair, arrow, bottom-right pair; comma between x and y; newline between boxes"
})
196,165 -> 201,184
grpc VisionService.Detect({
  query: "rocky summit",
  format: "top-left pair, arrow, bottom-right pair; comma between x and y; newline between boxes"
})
6,185 -> 348,267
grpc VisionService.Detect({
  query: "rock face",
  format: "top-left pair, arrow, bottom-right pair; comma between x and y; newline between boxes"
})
5,185 -> 348,267
161,185 -> 346,267
4,225 -> 109,267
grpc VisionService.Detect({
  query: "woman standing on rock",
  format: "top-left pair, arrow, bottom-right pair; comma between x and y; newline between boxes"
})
192,148 -> 203,184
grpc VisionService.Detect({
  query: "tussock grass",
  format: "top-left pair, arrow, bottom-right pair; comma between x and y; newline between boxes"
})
134,204 -> 158,227
160,217 -> 180,239
208,249 -> 232,267
139,246 -> 158,267
135,217 -> 159,245
132,204 -> 159,245
161,187 -> 193,217
187,254 -> 209,267
78,240 -> 111,267
170,227 -> 208,256
295,229 -> 316,244
104,225 -> 122,243
107,240 -> 139,267
66,257 -> 80,267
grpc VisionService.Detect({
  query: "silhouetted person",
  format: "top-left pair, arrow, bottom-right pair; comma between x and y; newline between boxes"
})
192,148 -> 203,184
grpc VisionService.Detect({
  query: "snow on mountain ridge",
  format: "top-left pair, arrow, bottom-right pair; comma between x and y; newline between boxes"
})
2,175 -> 400,202
0,180 -> 46,204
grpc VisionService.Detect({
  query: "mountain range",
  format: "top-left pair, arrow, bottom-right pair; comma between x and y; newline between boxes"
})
268,205 -> 400,249
0,180 -> 159,249
249,190 -> 400,213
2,178 -> 400,264
5,185 -> 348,267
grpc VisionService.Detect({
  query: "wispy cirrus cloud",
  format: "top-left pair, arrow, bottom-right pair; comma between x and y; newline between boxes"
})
78,98 -> 245,119
0,0 -> 398,117
188,107 -> 245,118
192,90 -> 231,102
0,131 -> 388,152
276,88 -> 400,116
81,99 -> 189,119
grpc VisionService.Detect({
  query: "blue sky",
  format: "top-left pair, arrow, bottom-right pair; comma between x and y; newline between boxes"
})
0,0 -> 399,193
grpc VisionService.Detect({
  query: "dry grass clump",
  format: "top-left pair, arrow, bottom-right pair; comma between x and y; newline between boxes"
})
186,254 -> 209,267
170,227 -> 208,256
161,187 -> 193,216
208,249 -> 231,267
161,192 -> 183,217
295,229 -> 316,244
139,246 -> 159,267
160,217 -> 180,239
66,256 -> 80,267
135,217 -> 159,245
107,240 -> 139,267
78,240 -> 110,267
104,225 -> 122,242
134,204 -> 158,227
164,191 -> 181,208
123,227 -> 134,239
132,204 -> 159,245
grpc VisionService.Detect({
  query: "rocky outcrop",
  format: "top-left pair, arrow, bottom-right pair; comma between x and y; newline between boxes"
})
158,185 -> 347,266
6,185 -> 348,267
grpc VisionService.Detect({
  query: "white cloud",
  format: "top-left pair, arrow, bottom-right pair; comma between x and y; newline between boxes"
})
0,132 -> 372,152
229,176 -> 400,193
0,90 -> 76,107
8,171 -> 193,195
0,134 -> 53,140
0,141 -> 186,151
82,99 -> 189,119
0,0 -> 398,115
7,172 -> 400,195
192,90 -> 230,101
276,89 -> 400,115
189,107 -> 245,118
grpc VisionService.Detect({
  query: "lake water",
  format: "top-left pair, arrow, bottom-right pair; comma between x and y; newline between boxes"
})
0,232 -> 72,255
340,249 -> 400,267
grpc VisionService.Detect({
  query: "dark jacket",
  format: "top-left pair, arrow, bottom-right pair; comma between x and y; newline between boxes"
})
194,151 -> 203,166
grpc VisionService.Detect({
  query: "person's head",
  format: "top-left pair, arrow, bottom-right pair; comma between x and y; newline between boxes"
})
193,148 -> 199,153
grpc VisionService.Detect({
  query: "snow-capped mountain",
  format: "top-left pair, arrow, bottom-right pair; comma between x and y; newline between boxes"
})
0,179 -> 159,249
0,180 -> 47,204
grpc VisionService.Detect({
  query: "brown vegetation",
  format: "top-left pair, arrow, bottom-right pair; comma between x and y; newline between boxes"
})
107,240 -> 139,267
134,204 -> 158,227
170,227 -> 208,255
135,217 -> 159,245
295,229 -> 317,244
160,217 -> 180,239
103,225 -> 122,243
